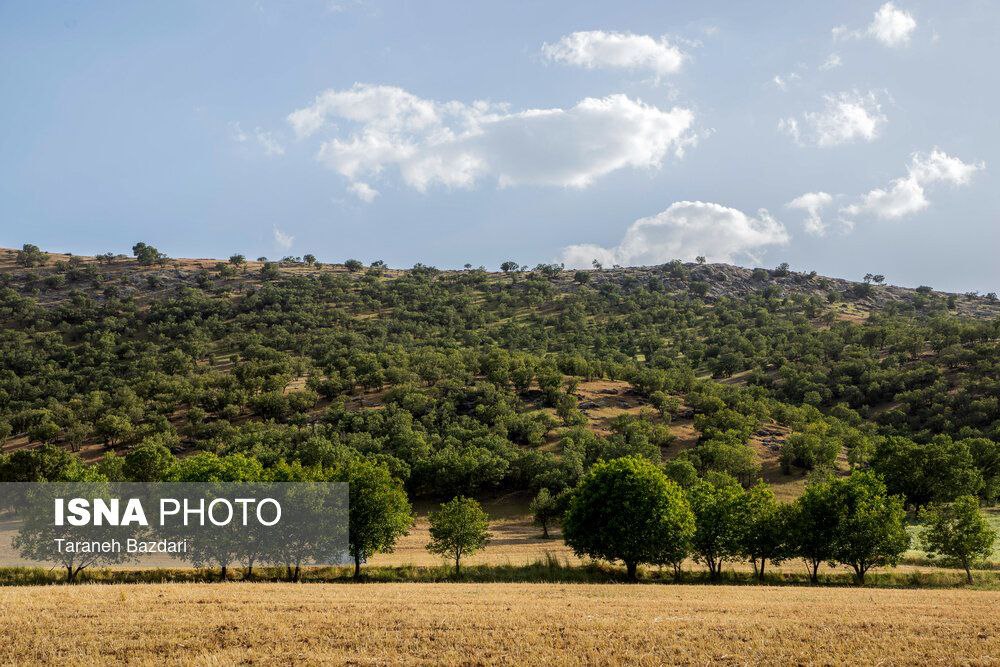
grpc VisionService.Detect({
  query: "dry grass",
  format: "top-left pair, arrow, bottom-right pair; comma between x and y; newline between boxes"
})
1,582 -> 997,665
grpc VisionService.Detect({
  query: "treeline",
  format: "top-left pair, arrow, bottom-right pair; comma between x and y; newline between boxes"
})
557,457 -> 996,584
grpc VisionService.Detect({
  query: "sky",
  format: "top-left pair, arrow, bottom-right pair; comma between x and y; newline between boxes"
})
1,1 -> 998,292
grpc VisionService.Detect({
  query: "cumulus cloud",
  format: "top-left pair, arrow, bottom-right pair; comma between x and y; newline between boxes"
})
834,2 -> 916,48
780,91 -> 886,147
287,83 -> 697,199
541,30 -> 685,76
273,226 -> 294,250
559,201 -> 790,268
841,149 -> 984,221
787,191 -> 834,235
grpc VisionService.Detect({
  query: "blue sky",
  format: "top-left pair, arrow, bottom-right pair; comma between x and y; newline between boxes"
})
1,1 -> 997,292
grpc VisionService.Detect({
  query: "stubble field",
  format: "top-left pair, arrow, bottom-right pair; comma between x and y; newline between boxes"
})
1,583 -> 998,665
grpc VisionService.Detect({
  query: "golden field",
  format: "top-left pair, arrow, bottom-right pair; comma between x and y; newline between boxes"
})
1,583 -> 998,665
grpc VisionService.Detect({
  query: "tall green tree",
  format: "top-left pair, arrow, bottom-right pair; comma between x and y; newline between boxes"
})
334,458 -> 413,578
687,473 -> 747,581
564,457 -> 695,581
742,482 -> 791,581
790,478 -> 840,583
830,471 -> 909,585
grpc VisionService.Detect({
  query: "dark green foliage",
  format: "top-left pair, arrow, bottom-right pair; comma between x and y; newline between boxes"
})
563,457 -> 695,581
334,457 -> 413,577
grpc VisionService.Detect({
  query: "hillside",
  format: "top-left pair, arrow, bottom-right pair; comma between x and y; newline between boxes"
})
1,243 -> 998,515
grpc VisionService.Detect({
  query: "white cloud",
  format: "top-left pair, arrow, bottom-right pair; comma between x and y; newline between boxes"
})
559,201 -> 789,268
787,191 -> 834,235
231,121 -> 249,143
841,149 -> 984,221
772,72 -> 801,91
273,226 -> 294,250
780,91 -> 886,147
288,83 -> 697,199
868,2 -> 917,47
348,181 -> 379,202
820,53 -> 842,70
834,3 -> 916,48
541,30 -> 685,76
254,128 -> 285,156
231,121 -> 285,156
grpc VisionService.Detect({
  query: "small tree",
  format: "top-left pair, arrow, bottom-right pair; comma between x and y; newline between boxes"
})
563,457 -> 695,581
344,259 -> 364,272
303,254 -> 317,266
500,261 -> 519,273
427,496 -> 490,575
922,495 -> 997,584
16,243 -> 49,267
529,488 -> 559,538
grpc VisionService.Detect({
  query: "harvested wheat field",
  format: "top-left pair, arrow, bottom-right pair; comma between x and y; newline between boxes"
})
1,583 -> 998,665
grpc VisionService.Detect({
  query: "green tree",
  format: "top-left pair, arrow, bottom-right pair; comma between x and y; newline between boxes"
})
427,496 -> 490,575
333,458 -> 413,578
123,442 -> 176,482
16,243 -> 49,267
871,436 -> 982,509
132,241 -> 166,265
922,495 -> 997,584
828,471 -> 910,585
529,487 -> 559,538
687,473 -> 747,580
562,457 -> 695,581
790,478 -> 840,583
742,482 -> 790,581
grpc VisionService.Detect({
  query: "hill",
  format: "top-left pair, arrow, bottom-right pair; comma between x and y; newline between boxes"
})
1,242 -> 998,514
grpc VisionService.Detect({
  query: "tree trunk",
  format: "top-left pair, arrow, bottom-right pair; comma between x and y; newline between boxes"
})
965,563 -> 973,585
220,564 -> 228,582
758,559 -> 766,582
244,561 -> 254,580
541,520 -> 549,539
455,552 -> 461,576
354,553 -> 362,579
672,562 -> 682,582
625,560 -> 638,582
853,564 -> 866,585
66,565 -> 75,583
809,559 -> 820,584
